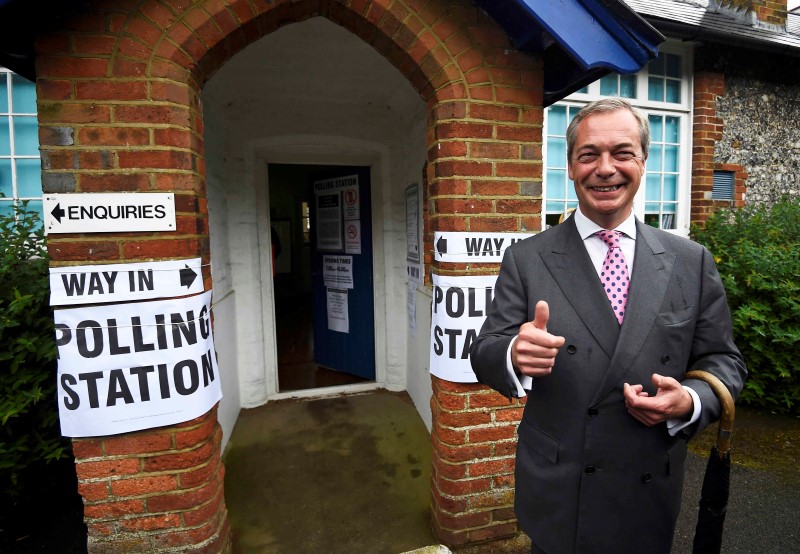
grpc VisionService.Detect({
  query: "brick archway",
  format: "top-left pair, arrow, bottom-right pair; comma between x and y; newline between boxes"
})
37,1 -> 544,551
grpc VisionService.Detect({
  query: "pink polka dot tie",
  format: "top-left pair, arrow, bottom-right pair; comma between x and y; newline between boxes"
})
596,230 -> 630,324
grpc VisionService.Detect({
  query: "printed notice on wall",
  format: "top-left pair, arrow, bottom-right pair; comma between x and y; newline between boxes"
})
429,274 -> 497,383
53,291 -> 222,437
323,255 -> 354,289
407,281 -> 417,337
406,185 -> 420,263
327,288 -> 349,333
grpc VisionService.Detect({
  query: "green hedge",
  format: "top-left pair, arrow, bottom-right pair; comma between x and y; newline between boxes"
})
692,197 -> 800,415
0,202 -> 69,496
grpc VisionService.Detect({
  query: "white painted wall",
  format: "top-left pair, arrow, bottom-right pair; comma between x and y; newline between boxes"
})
202,17 -> 431,438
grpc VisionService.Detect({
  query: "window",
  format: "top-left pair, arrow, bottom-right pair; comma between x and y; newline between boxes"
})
543,45 -> 692,234
0,67 -> 42,226
543,104 -> 581,228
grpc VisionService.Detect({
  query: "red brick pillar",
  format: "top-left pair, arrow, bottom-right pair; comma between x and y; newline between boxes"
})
73,409 -> 229,552
424,34 -> 544,547
35,3 -> 229,551
430,377 -> 526,547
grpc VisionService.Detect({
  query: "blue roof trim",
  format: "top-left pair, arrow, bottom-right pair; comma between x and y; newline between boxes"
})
475,0 -> 665,105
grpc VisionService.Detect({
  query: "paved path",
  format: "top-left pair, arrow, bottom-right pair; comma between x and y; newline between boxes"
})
672,452 -> 800,553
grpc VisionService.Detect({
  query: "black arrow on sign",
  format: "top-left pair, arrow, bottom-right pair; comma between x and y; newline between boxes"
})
180,265 -> 197,288
436,236 -> 448,256
50,203 -> 65,223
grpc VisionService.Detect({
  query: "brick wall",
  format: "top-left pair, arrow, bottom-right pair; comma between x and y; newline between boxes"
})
691,70 -> 747,225
72,409 -> 228,552
35,0 -> 545,551
430,377 -> 526,548
714,0 -> 787,27
692,42 -> 800,225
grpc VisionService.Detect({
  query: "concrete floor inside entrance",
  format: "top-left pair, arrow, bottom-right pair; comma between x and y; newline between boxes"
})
222,390 -> 439,553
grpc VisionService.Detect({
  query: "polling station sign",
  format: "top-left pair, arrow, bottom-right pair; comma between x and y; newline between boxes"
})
43,193 -> 176,234
429,274 -> 497,383
49,258 -> 203,306
54,291 -> 221,437
434,232 -> 533,263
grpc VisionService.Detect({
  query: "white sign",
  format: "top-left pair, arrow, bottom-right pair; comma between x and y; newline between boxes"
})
313,174 -> 358,194
323,255 -> 354,289
49,258 -> 203,306
344,221 -> 361,254
429,274 -> 497,383
53,291 -> 222,437
434,232 -> 533,263
407,281 -> 417,337
342,185 -> 359,221
43,193 -> 176,235
406,185 -> 420,263
327,288 -> 349,333
315,192 -> 343,251
407,262 -> 422,284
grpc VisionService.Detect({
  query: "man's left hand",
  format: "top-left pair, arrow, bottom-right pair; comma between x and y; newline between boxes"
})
623,374 -> 693,426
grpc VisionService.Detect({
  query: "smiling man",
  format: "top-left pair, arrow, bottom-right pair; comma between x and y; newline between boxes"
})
470,98 -> 746,554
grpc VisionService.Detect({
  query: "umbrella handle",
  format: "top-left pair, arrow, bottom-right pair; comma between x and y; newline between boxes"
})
686,370 -> 735,459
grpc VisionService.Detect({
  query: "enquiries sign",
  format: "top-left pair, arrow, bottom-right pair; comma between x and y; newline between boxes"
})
43,193 -> 176,234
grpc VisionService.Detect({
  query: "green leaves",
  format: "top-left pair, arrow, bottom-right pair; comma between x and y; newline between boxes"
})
693,196 -> 800,415
0,201 -> 69,496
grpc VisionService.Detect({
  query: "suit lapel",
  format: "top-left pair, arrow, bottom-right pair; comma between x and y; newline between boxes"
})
589,220 -> 676,404
540,217 -> 619,359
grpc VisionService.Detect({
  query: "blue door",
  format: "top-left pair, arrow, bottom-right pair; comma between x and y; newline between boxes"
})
309,167 -> 375,380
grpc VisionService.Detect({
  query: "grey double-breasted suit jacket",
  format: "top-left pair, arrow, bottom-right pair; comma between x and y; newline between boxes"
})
470,217 -> 746,554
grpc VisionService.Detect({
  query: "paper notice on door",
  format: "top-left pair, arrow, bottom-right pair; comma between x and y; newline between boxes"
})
344,221 -> 361,254
323,255 -> 354,289
327,288 -> 349,333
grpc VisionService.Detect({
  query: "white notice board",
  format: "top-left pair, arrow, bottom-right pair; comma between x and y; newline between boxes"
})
43,193 -> 176,235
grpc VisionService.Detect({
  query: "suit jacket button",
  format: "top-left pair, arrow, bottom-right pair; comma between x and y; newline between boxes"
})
641,472 -> 652,483
661,355 -> 670,364
587,408 -> 598,417
584,466 -> 596,475
567,344 -> 577,354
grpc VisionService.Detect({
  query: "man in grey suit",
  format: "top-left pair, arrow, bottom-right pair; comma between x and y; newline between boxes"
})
470,98 -> 746,554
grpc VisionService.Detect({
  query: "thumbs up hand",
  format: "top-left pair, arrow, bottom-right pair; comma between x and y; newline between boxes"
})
512,301 -> 566,377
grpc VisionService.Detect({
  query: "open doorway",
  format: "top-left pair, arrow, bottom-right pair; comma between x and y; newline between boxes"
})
268,163 -> 375,393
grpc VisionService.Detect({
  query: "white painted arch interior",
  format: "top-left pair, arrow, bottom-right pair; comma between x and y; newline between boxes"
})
202,16 -> 431,448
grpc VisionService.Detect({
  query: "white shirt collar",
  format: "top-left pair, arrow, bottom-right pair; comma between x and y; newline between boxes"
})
573,207 -> 637,241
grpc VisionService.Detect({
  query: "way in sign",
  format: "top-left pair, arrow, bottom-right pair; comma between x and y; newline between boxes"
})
49,258 -> 203,306
465,236 -> 525,256
60,269 -> 155,297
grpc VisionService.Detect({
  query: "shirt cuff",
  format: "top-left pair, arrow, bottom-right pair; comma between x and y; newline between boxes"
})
666,386 -> 701,436
505,336 -> 531,397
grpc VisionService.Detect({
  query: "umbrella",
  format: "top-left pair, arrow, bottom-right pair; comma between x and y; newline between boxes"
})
685,370 -> 736,554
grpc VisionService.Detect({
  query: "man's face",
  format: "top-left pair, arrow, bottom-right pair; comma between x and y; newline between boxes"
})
568,109 -> 646,229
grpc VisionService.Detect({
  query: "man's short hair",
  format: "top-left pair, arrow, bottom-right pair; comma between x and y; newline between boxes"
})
566,98 -> 650,162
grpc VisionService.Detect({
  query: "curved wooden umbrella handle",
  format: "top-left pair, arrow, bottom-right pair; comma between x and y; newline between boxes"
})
686,370 -> 736,458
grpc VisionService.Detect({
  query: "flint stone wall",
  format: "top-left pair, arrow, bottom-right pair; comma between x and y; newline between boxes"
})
697,44 -> 800,206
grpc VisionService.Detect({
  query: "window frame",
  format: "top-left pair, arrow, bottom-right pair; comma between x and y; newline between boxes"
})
542,42 -> 694,235
0,66 -> 42,225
